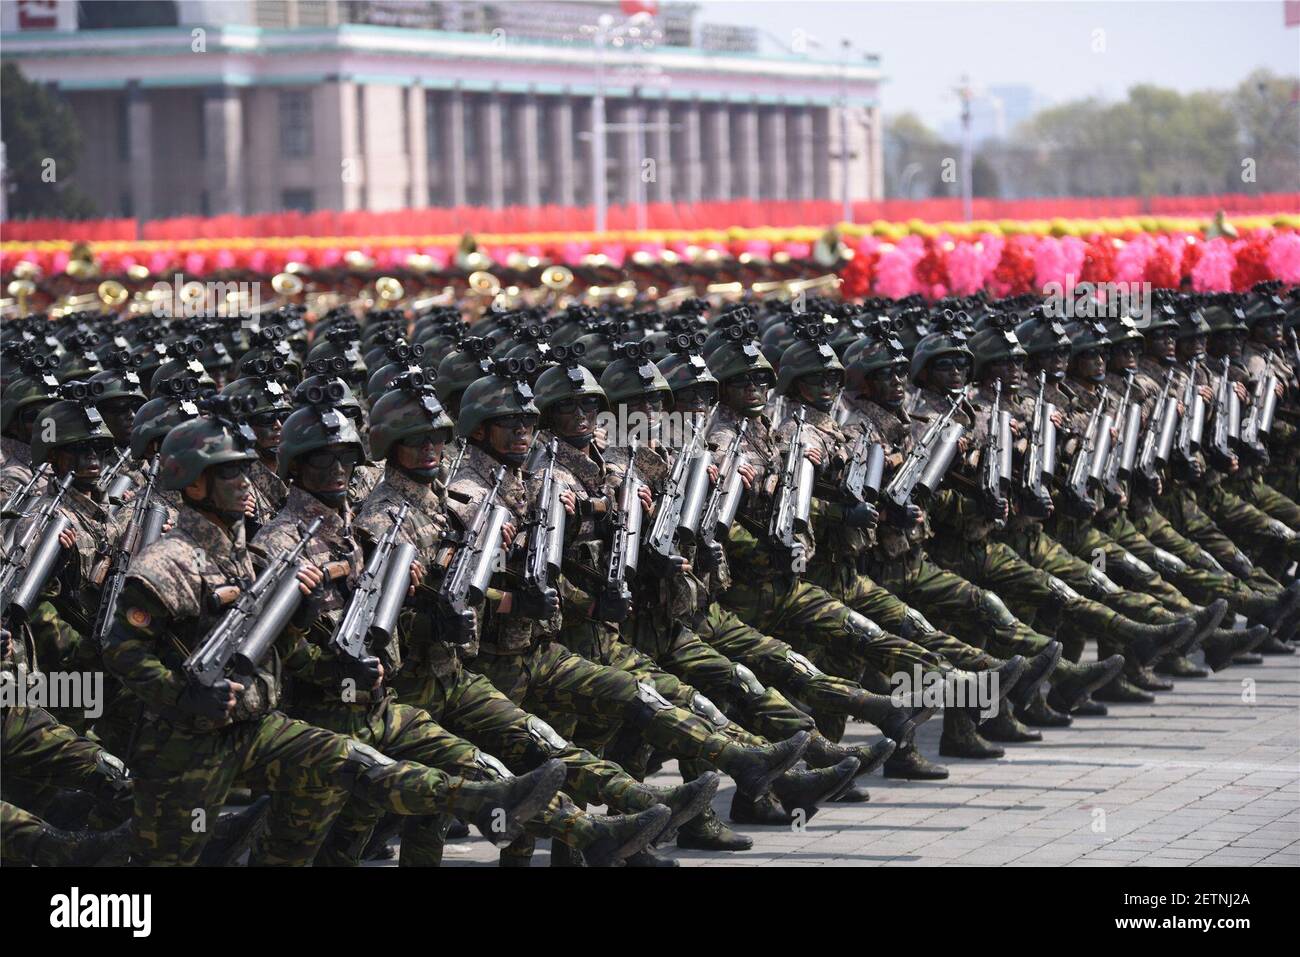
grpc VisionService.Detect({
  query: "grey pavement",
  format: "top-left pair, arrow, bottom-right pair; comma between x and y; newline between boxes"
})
384,649 -> 1300,867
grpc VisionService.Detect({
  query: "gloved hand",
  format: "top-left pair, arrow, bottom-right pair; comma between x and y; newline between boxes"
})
513,587 -> 560,619
337,655 -> 383,690
844,502 -> 879,529
438,606 -> 478,646
594,587 -> 631,623
177,678 -> 242,720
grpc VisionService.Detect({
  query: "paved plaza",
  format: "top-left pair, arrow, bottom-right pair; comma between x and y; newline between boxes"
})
413,650 -> 1300,867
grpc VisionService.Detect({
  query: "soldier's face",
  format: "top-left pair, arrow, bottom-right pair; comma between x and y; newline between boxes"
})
549,395 -> 603,446
672,384 -> 715,415
722,371 -> 773,416
1146,330 -> 1177,362
485,415 -> 536,464
1251,320 -> 1282,350
1207,331 -> 1243,360
98,398 -> 139,446
1072,348 -> 1106,383
1109,341 -> 1141,373
394,431 -> 446,481
1033,347 -> 1070,381
200,460 -> 253,519
52,442 -> 108,492
985,357 -> 1025,393
297,444 -> 361,506
925,355 -> 968,393
795,371 -> 841,412
866,366 -> 907,407
625,393 -> 666,437
249,411 -> 286,457
1177,334 -> 1206,361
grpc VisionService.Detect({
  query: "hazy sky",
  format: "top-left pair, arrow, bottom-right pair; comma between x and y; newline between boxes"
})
696,1 -> 1300,126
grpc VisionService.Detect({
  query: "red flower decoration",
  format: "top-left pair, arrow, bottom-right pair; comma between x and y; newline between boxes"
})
1230,238 -> 1271,291
1080,239 -> 1115,285
838,250 -> 877,299
993,241 -> 1036,295
914,243 -> 948,291
1144,249 -> 1180,289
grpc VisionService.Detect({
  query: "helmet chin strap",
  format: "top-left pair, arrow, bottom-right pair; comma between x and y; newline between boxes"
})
396,463 -> 438,484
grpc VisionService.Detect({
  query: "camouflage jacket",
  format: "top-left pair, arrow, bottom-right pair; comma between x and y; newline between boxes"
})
447,443 -> 563,655
355,464 -> 466,679
248,457 -> 289,530
706,404 -> 790,584
0,436 -> 36,505
105,505 -> 281,731
548,433 -> 618,624
843,395 -> 929,560
251,485 -> 370,706
1242,342 -> 1297,458
909,387 -> 993,544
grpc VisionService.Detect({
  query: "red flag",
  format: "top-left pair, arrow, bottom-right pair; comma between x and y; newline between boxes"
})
621,1 -> 659,16
1286,1 -> 1300,27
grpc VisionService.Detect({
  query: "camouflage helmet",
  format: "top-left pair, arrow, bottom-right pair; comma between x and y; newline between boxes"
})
845,334 -> 908,395
1101,316 -> 1144,350
1063,319 -> 1113,355
1175,304 -> 1212,340
909,316 -> 974,384
221,375 -> 292,418
571,332 -> 619,377
368,371 -> 455,461
657,332 -> 718,402
760,321 -> 795,368
707,329 -> 773,384
277,403 -> 367,479
1013,310 -> 1072,357
1135,292 -> 1181,336
157,414 -> 259,491
0,373 -> 61,433
31,392 -> 114,467
366,361 -> 424,402
600,342 -> 671,406
235,340 -> 300,384
131,396 -> 197,459
435,337 -> 497,409
88,367 -> 146,406
291,375 -> 364,422
775,335 -> 844,397
454,359 -> 541,440
967,319 -> 1027,378
1243,283 -> 1287,326
533,343 -> 606,414
150,357 -> 215,396
1201,297 -> 1249,335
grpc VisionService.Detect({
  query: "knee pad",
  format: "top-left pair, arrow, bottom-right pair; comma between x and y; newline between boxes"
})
472,751 -> 514,781
690,692 -> 730,729
729,663 -> 766,701
94,749 -> 129,785
1149,547 -> 1187,578
623,681 -> 675,726
1086,566 -> 1123,596
524,715 -> 569,762
1264,518 -> 1296,543
1118,553 -> 1155,579
976,589 -> 1018,629
338,738 -> 398,793
783,649 -> 825,680
844,610 -> 885,647
898,606 -> 939,642
1190,550 -> 1225,573
1045,576 -> 1081,607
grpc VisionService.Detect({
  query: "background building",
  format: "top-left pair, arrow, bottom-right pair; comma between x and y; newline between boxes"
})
0,0 -> 884,220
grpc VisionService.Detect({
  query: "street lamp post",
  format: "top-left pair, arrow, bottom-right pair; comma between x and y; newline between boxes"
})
839,38 -> 852,224
592,15 -> 610,234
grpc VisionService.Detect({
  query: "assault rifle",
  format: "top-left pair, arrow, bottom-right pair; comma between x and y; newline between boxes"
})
882,395 -> 963,525
0,473 -> 74,623
1064,388 -> 1110,518
183,517 -> 322,687
980,379 -> 1012,526
699,421 -> 748,564
604,440 -> 643,614
1207,357 -> 1240,471
645,415 -> 710,562
438,467 -> 509,638
1102,374 -> 1140,503
332,504 -> 417,663
1239,370 -> 1278,466
768,406 -> 815,570
1020,372 -> 1056,519
521,439 -> 566,597
90,458 -> 166,650
1135,369 -> 1178,492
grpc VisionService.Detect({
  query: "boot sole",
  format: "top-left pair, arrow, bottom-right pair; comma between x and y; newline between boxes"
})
587,806 -> 673,866
741,730 -> 811,798
657,772 -> 720,844
496,761 -> 568,847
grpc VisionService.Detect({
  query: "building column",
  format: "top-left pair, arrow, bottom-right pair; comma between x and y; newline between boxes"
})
704,103 -> 730,200
649,99 -> 672,203
407,85 -> 428,208
484,91 -> 505,208
868,104 -> 884,201
812,106 -> 832,201
125,82 -> 153,220
761,106 -> 788,201
679,102 -> 703,203
444,88 -> 467,206
202,85 -> 244,215
516,92 -> 541,208
735,102 -> 760,199
790,108 -> 815,200
550,95 -> 576,206
617,98 -> 643,208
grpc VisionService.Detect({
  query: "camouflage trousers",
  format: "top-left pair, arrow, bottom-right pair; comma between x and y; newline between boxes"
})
469,640 -> 739,770
1,703 -> 130,821
0,800 -> 46,865
720,564 -> 944,686
1199,480 -> 1300,576
1130,497 -> 1268,614
1155,484 -> 1283,594
861,548 -> 1058,666
1049,512 -> 1194,616
805,558 -> 993,671
697,603 -> 881,742
126,710 -> 458,866
929,534 -> 1136,664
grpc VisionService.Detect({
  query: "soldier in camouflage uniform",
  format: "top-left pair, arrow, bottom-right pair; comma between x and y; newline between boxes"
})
0,372 -> 60,504
102,408 -> 565,865
220,376 -> 291,534
445,363 -> 814,811
350,374 -> 687,866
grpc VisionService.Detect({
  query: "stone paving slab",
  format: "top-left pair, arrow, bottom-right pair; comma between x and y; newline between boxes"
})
378,649 -> 1299,867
